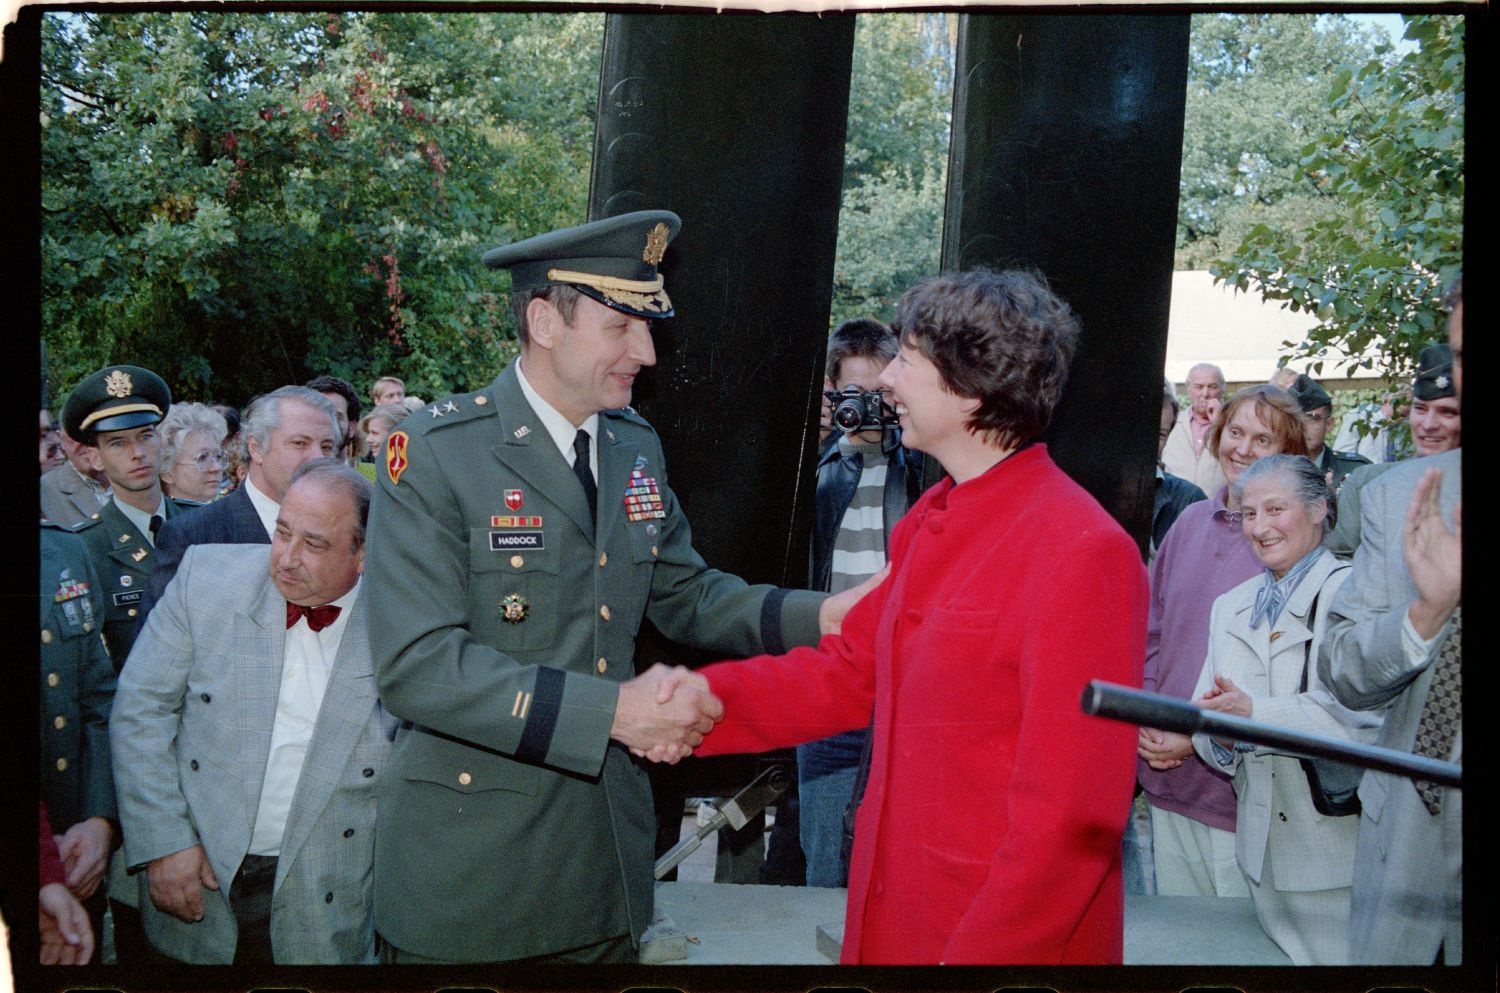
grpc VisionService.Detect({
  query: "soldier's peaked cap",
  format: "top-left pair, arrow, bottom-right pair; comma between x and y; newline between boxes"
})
62,365 -> 172,439
1413,343 -> 1455,401
482,210 -> 681,320
1289,373 -> 1332,413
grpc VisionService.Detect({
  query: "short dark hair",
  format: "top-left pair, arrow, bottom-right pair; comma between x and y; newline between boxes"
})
511,284 -> 583,347
1442,272 -> 1463,313
288,457 -> 372,548
211,403 -> 241,438
891,268 -> 1079,450
826,318 -> 897,385
305,375 -> 363,427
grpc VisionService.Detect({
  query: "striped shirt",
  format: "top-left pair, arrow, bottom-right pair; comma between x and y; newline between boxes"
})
830,437 -> 889,594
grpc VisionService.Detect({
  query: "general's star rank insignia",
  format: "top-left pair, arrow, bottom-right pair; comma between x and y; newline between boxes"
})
387,431 -> 410,485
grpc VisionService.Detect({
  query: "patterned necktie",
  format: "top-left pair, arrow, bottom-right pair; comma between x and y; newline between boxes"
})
1413,606 -> 1461,814
572,428 -> 597,523
286,602 -> 342,632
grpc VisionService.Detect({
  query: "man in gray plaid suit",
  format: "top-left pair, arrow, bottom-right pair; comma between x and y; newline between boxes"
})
111,459 -> 396,964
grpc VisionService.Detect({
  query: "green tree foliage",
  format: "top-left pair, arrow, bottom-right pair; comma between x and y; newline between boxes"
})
42,11 -> 601,404
830,14 -> 953,326
1212,15 -> 1463,382
1177,13 -> 1387,269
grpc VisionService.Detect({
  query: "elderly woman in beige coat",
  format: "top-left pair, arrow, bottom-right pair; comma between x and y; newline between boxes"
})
1190,454 -> 1385,964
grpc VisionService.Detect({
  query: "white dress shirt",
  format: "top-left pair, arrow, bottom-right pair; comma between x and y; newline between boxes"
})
248,579 -> 361,856
243,476 -> 280,539
515,358 -> 599,482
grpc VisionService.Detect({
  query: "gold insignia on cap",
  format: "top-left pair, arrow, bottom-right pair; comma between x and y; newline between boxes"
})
105,369 -> 134,398
643,222 -> 670,265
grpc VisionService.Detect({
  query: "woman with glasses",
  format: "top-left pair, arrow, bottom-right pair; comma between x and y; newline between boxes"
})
158,403 -> 229,504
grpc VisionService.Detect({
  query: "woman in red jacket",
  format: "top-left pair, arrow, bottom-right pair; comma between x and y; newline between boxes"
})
685,269 -> 1148,964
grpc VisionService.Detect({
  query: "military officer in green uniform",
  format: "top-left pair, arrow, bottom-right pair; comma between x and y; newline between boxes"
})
1289,372 -> 1372,492
64,366 -> 196,669
40,522 -> 117,940
63,364 -> 196,961
366,211 -> 848,963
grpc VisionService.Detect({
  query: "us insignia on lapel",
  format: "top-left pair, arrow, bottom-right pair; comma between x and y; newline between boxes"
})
387,431 -> 410,485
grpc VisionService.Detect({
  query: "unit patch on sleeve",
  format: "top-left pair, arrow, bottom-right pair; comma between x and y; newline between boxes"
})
387,431 -> 410,485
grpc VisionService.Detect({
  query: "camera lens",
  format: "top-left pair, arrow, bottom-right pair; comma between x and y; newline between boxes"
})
833,397 -> 867,431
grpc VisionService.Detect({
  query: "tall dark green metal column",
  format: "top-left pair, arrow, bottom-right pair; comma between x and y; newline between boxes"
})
944,15 -> 1190,549
590,13 -> 856,586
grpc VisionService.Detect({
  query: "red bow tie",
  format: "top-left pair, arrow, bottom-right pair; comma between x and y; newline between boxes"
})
286,602 -> 341,632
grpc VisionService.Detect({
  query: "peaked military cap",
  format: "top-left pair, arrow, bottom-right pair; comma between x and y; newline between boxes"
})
1413,343 -> 1455,401
62,365 -> 172,438
1289,373 -> 1332,413
482,210 -> 681,319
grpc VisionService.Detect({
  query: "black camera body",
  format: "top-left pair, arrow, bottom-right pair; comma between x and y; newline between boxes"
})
825,386 -> 894,434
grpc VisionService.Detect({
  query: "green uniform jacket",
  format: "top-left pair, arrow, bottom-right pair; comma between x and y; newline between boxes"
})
366,361 -> 823,962
40,524 -> 117,832
1318,445 -> 1373,493
74,496 -> 195,670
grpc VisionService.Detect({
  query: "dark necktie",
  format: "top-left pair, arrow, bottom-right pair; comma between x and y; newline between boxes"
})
286,602 -> 342,632
149,514 -> 163,543
572,428 -> 597,523
1413,606 -> 1461,814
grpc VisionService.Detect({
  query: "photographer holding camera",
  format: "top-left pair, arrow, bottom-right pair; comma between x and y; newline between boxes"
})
800,318 -> 925,887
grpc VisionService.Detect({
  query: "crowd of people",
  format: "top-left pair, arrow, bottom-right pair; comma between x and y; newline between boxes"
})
1145,283 -> 1462,965
36,209 -> 1461,969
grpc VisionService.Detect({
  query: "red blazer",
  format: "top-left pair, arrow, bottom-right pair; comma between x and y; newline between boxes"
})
698,445 -> 1146,964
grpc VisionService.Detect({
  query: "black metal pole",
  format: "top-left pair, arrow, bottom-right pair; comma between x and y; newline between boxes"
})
1083,681 -> 1462,788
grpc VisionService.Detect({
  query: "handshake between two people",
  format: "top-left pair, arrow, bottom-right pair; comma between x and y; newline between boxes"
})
607,564 -> 891,764
610,663 -> 721,764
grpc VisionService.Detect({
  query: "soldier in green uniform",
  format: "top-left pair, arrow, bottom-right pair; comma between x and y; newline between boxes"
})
366,211 -> 848,963
62,364 -> 195,961
64,366 -> 197,669
40,523 -> 117,942
1289,372 -> 1372,492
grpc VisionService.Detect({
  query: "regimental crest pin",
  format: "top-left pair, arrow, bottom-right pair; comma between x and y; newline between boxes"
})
500,593 -> 529,624
505,489 -> 524,512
